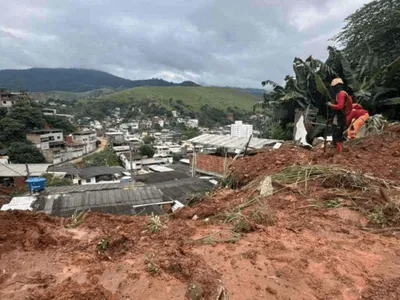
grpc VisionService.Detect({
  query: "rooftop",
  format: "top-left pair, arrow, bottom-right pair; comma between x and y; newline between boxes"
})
29,129 -> 63,134
47,165 -> 80,175
189,134 -> 281,150
0,164 -> 51,177
73,130 -> 96,135
79,166 -> 126,179
134,171 -> 189,184
35,185 -> 164,217
155,177 -> 213,204
44,182 -> 141,194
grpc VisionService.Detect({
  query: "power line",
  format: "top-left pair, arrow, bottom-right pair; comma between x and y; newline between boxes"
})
0,161 -> 28,177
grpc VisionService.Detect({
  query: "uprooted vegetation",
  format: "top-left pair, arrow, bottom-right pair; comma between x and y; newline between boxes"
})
1,127 -> 400,300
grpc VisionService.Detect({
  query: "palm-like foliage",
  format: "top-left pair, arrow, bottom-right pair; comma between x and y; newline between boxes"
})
326,46 -> 400,109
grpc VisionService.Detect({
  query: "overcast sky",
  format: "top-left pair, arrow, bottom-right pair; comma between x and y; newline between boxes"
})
0,0 -> 372,88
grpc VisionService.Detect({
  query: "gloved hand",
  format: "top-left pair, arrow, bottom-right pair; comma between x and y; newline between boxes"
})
326,102 -> 332,107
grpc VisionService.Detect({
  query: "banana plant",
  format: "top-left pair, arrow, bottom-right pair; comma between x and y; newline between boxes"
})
325,46 -> 400,108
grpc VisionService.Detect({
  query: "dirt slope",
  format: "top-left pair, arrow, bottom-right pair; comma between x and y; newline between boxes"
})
1,126 -> 400,300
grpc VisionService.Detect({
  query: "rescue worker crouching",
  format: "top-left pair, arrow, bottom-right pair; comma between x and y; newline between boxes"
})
347,103 -> 369,139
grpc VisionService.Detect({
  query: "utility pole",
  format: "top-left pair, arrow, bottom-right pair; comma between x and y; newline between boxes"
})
191,145 -> 196,177
129,142 -> 133,173
25,164 -> 32,195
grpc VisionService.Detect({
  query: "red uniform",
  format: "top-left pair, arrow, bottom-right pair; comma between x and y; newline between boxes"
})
347,103 -> 369,139
330,91 -> 353,126
350,107 -> 368,119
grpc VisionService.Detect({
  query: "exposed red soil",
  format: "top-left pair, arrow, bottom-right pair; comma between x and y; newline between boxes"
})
1,127 -> 400,300
231,130 -> 400,185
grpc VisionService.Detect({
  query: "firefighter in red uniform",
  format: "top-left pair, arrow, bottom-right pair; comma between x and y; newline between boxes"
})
326,78 -> 353,153
347,103 -> 369,139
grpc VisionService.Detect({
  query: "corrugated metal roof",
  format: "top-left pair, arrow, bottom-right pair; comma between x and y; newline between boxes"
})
134,171 -> 188,184
148,165 -> 174,172
0,164 -> 51,177
44,182 -> 142,194
188,134 -> 281,149
47,165 -> 80,175
38,185 -> 163,217
79,166 -> 126,179
155,177 -> 213,204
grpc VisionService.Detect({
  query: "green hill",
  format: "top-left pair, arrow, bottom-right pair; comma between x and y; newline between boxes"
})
100,86 -> 261,112
0,68 -> 199,92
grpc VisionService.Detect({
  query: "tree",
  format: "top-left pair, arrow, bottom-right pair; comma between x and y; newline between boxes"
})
42,173 -> 72,186
82,148 -> 120,167
140,145 -> 155,158
9,101 -> 45,130
44,115 -> 76,134
334,0 -> 400,67
143,135 -> 155,145
0,117 -> 26,145
153,123 -> 162,131
324,46 -> 400,112
8,142 -> 46,163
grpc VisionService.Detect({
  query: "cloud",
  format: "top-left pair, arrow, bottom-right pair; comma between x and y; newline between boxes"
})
0,0 -> 373,88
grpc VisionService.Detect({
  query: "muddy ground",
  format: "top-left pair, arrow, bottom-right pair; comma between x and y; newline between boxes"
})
1,126 -> 400,300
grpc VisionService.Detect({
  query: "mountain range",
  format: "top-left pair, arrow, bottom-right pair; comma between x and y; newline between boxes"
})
0,68 -> 199,92
0,68 -> 265,96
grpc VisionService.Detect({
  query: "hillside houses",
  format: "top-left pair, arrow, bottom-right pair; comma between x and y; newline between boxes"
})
26,129 -> 98,164
0,89 -> 30,108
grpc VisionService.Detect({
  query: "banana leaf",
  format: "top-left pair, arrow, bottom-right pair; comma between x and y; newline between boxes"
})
383,55 -> 400,85
293,58 -> 308,92
378,97 -> 400,106
314,74 -> 332,100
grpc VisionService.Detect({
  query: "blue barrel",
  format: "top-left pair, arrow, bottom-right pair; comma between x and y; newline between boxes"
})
26,177 -> 46,192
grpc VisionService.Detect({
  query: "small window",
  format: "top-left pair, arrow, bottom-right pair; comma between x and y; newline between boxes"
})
86,179 -> 91,183
2,101 -> 6,104
57,136 -> 61,140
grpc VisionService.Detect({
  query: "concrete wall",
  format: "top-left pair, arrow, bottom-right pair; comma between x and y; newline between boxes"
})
81,177 -> 96,185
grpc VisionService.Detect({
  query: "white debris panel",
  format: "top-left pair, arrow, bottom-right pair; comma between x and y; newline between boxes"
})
188,134 -> 281,150
1,196 -> 37,211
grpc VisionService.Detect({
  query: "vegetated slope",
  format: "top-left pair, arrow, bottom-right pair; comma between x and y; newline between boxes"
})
29,88 -> 117,102
0,68 -> 199,92
101,86 -> 261,112
1,125 -> 400,300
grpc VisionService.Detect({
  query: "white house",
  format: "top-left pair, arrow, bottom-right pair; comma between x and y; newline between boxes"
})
26,129 -> 64,151
72,130 -> 97,154
230,121 -> 253,138
154,145 -> 170,157
187,119 -> 199,128
0,90 -> 26,108
119,153 -> 173,171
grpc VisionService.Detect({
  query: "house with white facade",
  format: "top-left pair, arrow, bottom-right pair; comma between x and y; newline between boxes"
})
26,129 -> 64,151
0,90 -> 28,108
119,153 -> 173,171
72,130 -> 97,154
187,119 -> 199,128
230,121 -> 253,138
79,166 -> 127,185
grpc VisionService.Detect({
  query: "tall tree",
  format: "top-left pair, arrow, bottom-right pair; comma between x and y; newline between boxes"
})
140,145 -> 155,158
334,0 -> 400,66
8,142 -> 46,163
0,117 -> 26,145
9,101 -> 45,130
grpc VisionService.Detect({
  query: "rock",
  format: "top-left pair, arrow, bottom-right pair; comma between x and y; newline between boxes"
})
259,176 -> 273,197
